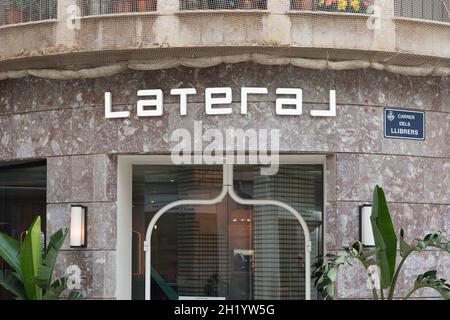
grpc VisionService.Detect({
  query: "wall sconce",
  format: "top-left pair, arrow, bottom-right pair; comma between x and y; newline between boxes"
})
359,204 -> 375,247
70,205 -> 87,247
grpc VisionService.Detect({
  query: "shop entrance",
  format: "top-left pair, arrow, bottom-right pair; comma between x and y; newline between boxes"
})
130,160 -> 324,300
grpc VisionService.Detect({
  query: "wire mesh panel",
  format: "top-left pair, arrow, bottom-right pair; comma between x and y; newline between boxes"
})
0,0 -> 57,26
179,0 -> 267,10
0,0 -> 450,77
290,0 -> 374,13
394,0 -> 450,23
79,0 -> 157,16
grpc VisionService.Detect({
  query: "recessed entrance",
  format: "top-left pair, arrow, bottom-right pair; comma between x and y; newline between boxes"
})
129,160 -> 324,300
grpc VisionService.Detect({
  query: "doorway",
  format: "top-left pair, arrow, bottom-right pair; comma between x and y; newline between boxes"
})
129,160 -> 324,300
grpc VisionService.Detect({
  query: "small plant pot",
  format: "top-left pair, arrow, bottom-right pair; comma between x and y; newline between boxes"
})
137,0 -> 157,11
237,0 -> 256,9
115,1 -> 132,13
5,9 -> 23,24
291,0 -> 313,11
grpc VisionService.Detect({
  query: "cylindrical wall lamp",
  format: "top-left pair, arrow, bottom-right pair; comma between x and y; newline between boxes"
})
359,204 -> 375,247
70,205 -> 87,247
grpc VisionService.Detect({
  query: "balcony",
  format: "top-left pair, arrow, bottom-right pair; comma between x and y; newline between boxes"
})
179,0 -> 267,10
0,0 -> 449,76
394,0 -> 450,24
79,0 -> 157,16
289,0 -> 373,14
0,0 -> 57,26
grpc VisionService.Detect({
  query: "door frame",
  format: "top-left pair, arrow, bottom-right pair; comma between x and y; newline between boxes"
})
116,154 -> 327,300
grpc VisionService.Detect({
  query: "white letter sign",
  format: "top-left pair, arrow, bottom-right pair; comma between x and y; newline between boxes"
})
137,89 -> 163,117
104,92 -> 130,119
241,87 -> 268,114
276,88 -> 302,115
205,87 -> 232,115
170,88 -> 197,116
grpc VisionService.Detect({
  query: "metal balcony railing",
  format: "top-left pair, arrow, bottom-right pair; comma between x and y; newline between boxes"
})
289,0 -> 374,14
179,0 -> 267,10
80,0 -> 157,16
394,0 -> 450,23
0,0 -> 57,26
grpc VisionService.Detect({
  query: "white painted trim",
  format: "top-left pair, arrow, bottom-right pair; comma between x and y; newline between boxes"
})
116,157 -> 132,300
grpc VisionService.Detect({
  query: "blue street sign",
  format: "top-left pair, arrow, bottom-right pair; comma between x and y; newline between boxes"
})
384,109 -> 425,141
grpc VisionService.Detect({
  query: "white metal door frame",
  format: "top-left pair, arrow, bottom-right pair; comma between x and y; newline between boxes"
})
143,163 -> 312,300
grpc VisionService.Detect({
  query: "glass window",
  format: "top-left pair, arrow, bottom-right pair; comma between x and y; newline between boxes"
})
0,161 -> 47,300
132,164 -> 323,300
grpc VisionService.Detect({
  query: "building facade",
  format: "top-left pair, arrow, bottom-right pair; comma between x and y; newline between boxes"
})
0,0 -> 449,300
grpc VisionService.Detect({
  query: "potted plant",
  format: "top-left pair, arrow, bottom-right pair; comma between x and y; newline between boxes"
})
114,0 -> 132,13
291,0 -> 314,11
318,0 -> 369,13
0,217 -> 83,300
313,186 -> 450,300
236,0 -> 256,9
136,0 -> 157,12
5,0 -> 23,24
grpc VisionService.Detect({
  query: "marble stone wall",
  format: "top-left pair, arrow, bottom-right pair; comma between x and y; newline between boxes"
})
0,63 -> 448,299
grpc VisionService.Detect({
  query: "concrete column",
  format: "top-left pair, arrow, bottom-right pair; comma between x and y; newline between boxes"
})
267,0 -> 291,45
55,0 -> 78,46
371,0 -> 396,51
154,0 -> 180,45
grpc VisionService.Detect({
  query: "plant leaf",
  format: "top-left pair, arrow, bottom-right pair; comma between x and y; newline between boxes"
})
411,271 -> 450,300
370,185 -> 397,289
0,232 -> 22,279
0,269 -> 27,300
36,228 -> 68,289
413,232 -> 450,253
20,216 -> 43,299
67,291 -> 83,300
399,228 -> 414,258
43,278 -> 67,300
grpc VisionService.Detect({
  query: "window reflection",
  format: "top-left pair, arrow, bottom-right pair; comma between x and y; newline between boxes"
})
132,164 -> 323,300
0,161 -> 47,300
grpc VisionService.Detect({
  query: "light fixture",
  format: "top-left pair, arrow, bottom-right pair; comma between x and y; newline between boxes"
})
70,205 -> 87,247
359,204 -> 375,247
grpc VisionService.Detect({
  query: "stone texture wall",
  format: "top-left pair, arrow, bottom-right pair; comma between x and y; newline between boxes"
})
0,63 -> 448,299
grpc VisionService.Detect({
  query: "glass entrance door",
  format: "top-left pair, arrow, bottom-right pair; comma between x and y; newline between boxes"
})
131,164 -> 323,300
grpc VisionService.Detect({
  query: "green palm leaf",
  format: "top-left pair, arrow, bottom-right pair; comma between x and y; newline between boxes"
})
0,232 -> 22,279
36,228 -> 68,290
42,278 -> 67,300
370,186 -> 397,289
406,271 -> 450,300
20,216 -> 43,299
0,269 -> 27,300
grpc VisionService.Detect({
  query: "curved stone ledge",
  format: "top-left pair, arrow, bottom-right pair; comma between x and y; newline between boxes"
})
0,6 -> 449,75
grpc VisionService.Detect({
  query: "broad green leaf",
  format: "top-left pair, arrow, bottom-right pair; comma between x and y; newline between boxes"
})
43,278 -> 67,300
67,291 -> 83,300
410,271 -> 450,300
413,232 -> 450,253
36,228 -> 68,290
370,186 -> 397,289
399,228 -> 414,258
0,232 -> 22,279
328,267 -> 338,282
0,269 -> 26,300
20,216 -> 43,300
326,283 -> 334,299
